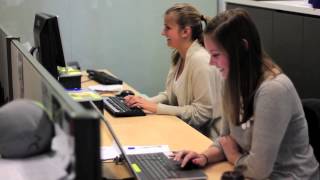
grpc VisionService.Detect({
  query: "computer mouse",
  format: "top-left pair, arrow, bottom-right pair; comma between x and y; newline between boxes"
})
179,160 -> 201,170
117,90 -> 135,97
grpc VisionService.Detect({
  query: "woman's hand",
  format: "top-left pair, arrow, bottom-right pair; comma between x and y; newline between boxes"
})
172,150 -> 208,168
124,95 -> 157,113
219,136 -> 241,165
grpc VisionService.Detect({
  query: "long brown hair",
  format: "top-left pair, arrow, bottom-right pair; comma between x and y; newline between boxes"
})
204,8 -> 281,125
165,3 -> 209,65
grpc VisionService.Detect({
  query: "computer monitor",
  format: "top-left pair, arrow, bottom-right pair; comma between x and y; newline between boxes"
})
0,26 -> 17,104
10,38 -> 101,180
0,26 -> 9,105
33,12 -> 66,79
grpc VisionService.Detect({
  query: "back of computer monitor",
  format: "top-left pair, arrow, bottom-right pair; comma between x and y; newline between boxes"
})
0,26 -> 9,105
33,12 -> 66,79
10,39 -> 101,180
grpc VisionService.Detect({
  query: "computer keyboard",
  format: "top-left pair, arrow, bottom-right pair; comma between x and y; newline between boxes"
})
87,69 -> 122,85
103,96 -> 145,117
127,153 -> 179,179
127,152 -> 207,180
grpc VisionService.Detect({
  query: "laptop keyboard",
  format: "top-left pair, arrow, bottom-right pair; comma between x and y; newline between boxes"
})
103,96 -> 145,117
128,153 -> 179,179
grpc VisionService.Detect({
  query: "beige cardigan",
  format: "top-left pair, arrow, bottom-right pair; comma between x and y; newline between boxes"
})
149,41 -> 222,137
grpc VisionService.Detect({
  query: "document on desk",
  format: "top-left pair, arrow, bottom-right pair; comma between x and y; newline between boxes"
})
88,84 -> 123,92
124,145 -> 172,156
100,146 -> 121,160
100,144 -> 172,160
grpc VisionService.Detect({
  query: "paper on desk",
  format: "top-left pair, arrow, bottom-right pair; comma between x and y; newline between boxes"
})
124,145 -> 172,156
88,84 -> 123,92
100,142 -> 121,160
100,144 -> 172,160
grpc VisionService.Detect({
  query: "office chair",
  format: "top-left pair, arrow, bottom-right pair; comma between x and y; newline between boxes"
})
302,98 -> 320,162
0,83 -> 5,107
0,90 -> 3,106
193,117 -> 221,138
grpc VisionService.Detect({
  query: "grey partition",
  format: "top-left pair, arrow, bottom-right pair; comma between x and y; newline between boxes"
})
10,39 -> 101,180
0,0 -> 217,96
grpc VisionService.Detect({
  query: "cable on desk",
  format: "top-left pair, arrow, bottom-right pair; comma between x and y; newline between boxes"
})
101,157 -> 134,180
88,101 -> 134,180
102,156 -> 124,165
101,158 -> 134,180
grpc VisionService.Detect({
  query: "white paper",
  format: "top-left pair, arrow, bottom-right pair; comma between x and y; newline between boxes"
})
100,144 -> 172,160
124,145 -> 172,156
100,142 -> 121,160
88,84 -> 123,92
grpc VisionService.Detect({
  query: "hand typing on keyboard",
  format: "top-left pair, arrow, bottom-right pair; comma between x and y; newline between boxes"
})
103,96 -> 145,117
172,150 -> 208,168
124,95 -> 157,113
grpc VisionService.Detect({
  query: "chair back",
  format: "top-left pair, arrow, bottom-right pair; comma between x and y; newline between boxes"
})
302,98 -> 320,162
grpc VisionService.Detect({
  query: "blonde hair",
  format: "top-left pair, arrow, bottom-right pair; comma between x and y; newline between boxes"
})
165,3 -> 209,65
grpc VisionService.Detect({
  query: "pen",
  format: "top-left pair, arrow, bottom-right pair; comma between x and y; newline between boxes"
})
66,88 -> 82,91
127,145 -> 163,150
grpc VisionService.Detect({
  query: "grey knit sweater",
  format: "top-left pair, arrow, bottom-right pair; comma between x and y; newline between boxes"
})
215,74 -> 319,180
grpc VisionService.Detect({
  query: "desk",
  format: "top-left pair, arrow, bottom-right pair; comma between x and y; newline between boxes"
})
82,72 -> 233,179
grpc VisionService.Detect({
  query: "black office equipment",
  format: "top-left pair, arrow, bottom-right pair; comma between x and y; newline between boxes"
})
103,96 -> 145,117
33,13 -> 81,89
117,89 -> 135,97
180,159 -> 201,170
127,152 -> 206,180
1,27 -> 20,102
33,12 -> 66,79
9,39 -> 101,180
0,27 -> 10,104
87,69 -> 122,85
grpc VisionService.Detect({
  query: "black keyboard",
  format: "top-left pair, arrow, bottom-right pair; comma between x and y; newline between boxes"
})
128,153 -> 179,179
103,96 -> 145,117
87,69 -> 123,85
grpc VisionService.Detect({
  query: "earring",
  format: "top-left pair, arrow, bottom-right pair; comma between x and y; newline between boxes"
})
241,117 -> 253,130
241,39 -> 249,50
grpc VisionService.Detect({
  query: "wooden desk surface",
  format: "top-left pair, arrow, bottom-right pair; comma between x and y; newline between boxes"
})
82,72 -> 233,180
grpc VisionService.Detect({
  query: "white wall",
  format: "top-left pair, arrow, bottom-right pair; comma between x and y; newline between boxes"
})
0,0 -> 217,96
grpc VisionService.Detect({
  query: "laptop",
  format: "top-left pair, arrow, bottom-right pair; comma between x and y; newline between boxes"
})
89,101 -> 207,180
